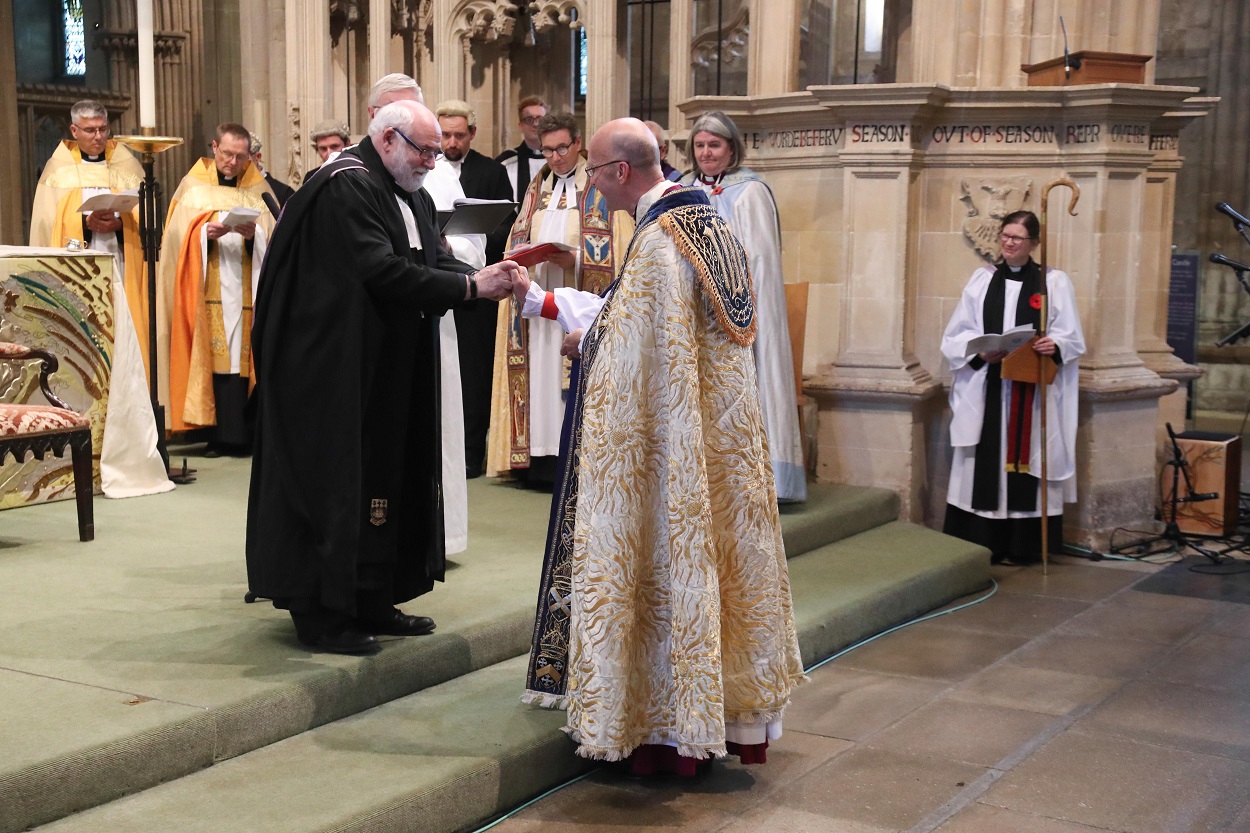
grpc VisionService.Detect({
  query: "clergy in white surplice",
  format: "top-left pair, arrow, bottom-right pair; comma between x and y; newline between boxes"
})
683,111 -> 807,503
940,210 -> 1085,565
487,111 -> 633,483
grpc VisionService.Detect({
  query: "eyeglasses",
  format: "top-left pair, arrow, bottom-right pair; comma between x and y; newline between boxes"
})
215,150 -> 250,163
585,159 -> 627,178
74,125 -> 109,136
520,116 -> 545,126
393,128 -> 444,162
999,233 -> 1033,244
540,143 -> 576,159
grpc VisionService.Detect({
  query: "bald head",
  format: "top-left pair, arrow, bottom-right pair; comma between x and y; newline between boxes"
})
586,118 -> 665,215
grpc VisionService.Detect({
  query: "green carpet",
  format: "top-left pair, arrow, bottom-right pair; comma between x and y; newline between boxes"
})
0,454 -> 986,833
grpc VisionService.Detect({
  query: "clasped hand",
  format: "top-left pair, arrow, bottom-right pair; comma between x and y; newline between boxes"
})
472,260 -> 527,301
85,210 -> 122,234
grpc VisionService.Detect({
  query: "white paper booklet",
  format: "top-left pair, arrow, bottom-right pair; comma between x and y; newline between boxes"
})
78,191 -> 139,214
965,324 -> 1036,357
220,206 -> 262,228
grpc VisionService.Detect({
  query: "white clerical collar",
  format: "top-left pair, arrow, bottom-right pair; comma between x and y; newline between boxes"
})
634,179 -> 675,224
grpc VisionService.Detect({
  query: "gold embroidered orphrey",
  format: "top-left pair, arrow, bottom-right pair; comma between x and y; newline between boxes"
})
369,498 -> 388,526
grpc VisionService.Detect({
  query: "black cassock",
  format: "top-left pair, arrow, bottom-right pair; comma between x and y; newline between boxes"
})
246,137 -> 473,617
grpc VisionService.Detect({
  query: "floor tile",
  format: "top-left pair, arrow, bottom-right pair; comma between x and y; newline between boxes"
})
1082,678 -> 1250,761
1007,632 -> 1170,679
989,563 -> 1145,602
1210,604 -> 1250,639
983,729 -> 1250,833
935,802 -> 1125,832
714,804 -> 895,833
1155,632 -> 1250,692
783,667 -> 948,741
948,664 -> 1122,716
867,699 -> 1059,768
486,780 -> 736,832
587,730 -> 854,816
768,746 -> 985,831
926,591 -> 1091,640
829,623 -> 1028,683
1053,600 -> 1212,644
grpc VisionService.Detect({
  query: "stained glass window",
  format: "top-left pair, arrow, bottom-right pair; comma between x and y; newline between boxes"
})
578,28 -> 588,98
63,0 -> 85,76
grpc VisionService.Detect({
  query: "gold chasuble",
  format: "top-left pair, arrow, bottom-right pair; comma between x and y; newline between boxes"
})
487,162 -> 633,476
29,140 -> 148,368
524,193 -> 805,762
156,159 -> 274,431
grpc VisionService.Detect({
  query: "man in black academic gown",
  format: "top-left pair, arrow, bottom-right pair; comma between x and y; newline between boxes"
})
246,100 -> 522,654
436,99 -> 515,477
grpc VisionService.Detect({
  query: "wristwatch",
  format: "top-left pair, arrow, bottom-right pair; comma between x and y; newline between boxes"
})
467,270 -> 479,299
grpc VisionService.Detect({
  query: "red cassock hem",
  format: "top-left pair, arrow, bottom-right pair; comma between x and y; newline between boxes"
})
624,741 -> 769,777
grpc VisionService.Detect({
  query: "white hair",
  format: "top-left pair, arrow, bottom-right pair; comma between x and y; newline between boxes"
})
368,102 -> 416,141
70,100 -> 107,124
368,73 -> 423,107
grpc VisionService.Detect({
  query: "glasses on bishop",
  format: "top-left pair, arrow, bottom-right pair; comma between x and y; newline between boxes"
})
541,143 -> 575,159
999,233 -> 1032,245
393,128 -> 444,163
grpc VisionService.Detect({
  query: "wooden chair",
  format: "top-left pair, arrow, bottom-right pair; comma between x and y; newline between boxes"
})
0,343 -> 94,541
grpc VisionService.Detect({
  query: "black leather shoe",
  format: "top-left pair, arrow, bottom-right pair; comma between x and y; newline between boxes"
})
358,608 -> 436,636
298,626 -> 380,654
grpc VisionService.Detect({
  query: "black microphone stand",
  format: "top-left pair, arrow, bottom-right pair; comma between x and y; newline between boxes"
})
114,131 -> 195,484
1112,423 -> 1221,562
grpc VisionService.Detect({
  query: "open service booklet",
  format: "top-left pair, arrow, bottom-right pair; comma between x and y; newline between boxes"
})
219,206 -> 262,228
436,198 -> 515,236
965,324 -> 1036,357
78,191 -> 139,214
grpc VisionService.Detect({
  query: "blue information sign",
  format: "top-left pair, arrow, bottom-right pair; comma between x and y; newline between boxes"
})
1167,251 -> 1200,365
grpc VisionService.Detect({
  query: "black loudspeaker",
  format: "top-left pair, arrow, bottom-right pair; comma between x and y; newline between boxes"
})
1164,431 -> 1242,537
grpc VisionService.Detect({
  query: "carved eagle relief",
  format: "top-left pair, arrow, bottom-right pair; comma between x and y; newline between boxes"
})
961,176 -> 1032,261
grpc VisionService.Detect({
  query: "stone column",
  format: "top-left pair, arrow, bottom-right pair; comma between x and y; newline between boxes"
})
1137,103 -> 1211,453
370,0 -> 391,87
746,0 -> 800,97
668,0 -> 694,133
284,0 -> 332,186
806,86 -> 944,522
580,0 -> 628,132
0,0 -> 21,245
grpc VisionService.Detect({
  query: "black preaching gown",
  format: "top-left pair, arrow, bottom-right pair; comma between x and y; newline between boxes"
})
245,137 -> 473,617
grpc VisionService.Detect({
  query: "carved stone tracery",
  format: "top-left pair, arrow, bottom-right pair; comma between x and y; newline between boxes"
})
691,6 -> 748,69
527,0 -> 582,32
452,1 -> 521,44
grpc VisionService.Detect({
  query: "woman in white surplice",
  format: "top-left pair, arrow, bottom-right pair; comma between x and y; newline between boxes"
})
941,210 -> 1085,564
681,112 -> 806,502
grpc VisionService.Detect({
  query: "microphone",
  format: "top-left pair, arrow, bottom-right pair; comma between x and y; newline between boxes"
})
1210,252 -> 1250,271
1182,492 -> 1220,502
1215,202 -> 1250,227
1060,17 -> 1080,78
262,191 -> 282,221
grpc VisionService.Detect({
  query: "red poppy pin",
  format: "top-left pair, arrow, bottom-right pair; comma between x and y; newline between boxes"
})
711,186 -> 724,196
1029,293 -> 1043,310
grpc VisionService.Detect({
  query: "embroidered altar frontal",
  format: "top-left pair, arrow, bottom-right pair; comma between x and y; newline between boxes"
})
0,249 -> 114,508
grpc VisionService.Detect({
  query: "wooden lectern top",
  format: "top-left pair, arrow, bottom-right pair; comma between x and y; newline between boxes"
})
1021,51 -> 1152,86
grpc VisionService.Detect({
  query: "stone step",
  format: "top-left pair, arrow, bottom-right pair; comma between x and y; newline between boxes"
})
29,520 -> 989,833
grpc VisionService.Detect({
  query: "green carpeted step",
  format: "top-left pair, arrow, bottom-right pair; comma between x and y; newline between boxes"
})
778,482 -> 900,558
29,520 -> 988,833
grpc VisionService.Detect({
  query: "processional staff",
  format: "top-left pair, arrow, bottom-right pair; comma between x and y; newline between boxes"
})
1002,177 -> 1079,575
